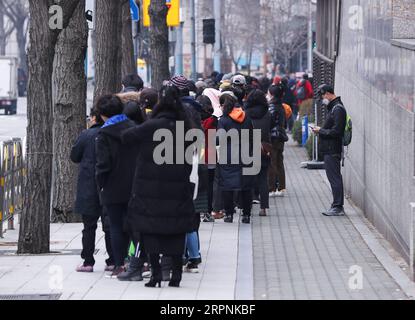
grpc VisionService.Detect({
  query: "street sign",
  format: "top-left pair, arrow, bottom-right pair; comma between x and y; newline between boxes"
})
130,0 -> 139,21
143,0 -> 180,27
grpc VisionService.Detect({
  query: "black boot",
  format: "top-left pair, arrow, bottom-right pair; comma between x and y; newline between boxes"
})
169,255 -> 182,288
224,215 -> 233,223
145,254 -> 162,288
117,256 -> 143,281
161,255 -> 172,281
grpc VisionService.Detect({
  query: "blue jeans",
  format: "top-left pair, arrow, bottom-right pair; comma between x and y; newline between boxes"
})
185,232 -> 201,261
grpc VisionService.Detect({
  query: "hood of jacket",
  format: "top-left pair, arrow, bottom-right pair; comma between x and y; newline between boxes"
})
229,107 -> 246,123
246,104 -> 268,120
116,91 -> 140,105
181,96 -> 203,113
100,115 -> 133,141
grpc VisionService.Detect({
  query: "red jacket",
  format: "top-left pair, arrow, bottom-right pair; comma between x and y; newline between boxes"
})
202,116 -> 218,166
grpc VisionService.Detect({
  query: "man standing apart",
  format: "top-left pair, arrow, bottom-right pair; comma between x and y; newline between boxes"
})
312,84 -> 347,216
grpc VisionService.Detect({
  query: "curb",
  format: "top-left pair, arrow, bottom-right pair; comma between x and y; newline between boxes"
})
316,168 -> 415,299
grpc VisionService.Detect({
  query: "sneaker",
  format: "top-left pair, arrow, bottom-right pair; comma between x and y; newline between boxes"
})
212,211 -> 225,220
106,266 -> 125,279
252,199 -> 260,204
241,215 -> 251,224
142,264 -> 151,278
275,189 -> 286,197
202,212 -> 215,222
76,264 -> 94,273
105,265 -> 115,272
224,215 -> 233,223
259,209 -> 267,217
184,261 -> 199,273
269,191 -> 276,198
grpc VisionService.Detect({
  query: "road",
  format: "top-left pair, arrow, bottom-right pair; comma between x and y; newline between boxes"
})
0,98 -> 27,142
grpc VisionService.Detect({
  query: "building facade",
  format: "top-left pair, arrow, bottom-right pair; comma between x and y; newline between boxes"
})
315,0 -> 415,276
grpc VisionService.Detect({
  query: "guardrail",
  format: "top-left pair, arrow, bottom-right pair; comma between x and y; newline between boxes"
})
0,138 -> 24,238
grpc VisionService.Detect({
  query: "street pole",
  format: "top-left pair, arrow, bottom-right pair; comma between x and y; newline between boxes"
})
213,0 -> 221,73
175,22 -> 184,75
307,0 -> 313,73
190,0 -> 197,80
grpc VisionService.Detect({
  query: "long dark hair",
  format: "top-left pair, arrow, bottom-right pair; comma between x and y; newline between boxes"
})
220,93 -> 237,116
246,89 -> 268,109
152,85 -> 191,130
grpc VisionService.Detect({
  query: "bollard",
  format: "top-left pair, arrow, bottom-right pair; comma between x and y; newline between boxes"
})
302,115 -> 309,146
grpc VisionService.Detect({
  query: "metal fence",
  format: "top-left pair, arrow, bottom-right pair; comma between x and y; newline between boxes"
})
312,50 -> 336,161
0,138 -> 24,238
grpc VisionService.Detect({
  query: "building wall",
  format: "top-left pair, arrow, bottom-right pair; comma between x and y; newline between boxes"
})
335,0 -> 415,262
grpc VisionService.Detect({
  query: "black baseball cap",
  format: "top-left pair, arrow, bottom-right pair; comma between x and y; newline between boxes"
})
318,84 -> 334,96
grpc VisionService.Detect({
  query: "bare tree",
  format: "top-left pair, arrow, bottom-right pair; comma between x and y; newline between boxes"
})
0,7 -> 15,55
149,0 -> 169,90
261,0 -> 308,74
18,0 -> 83,254
222,0 -> 260,74
51,1 -> 88,224
0,0 -> 29,73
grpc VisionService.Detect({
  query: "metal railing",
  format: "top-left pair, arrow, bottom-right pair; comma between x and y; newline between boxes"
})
0,138 -> 24,238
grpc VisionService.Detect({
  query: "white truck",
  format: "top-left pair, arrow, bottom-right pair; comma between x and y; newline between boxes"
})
0,56 -> 18,115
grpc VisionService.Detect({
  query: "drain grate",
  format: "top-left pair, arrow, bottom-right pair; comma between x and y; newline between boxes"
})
0,294 -> 62,300
0,249 -> 99,256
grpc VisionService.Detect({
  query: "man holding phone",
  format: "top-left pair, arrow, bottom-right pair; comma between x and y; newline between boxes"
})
312,84 -> 347,216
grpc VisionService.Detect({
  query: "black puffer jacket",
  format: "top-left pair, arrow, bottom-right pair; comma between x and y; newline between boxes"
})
71,124 -> 102,217
95,119 -> 139,206
319,97 -> 347,155
121,111 -> 197,236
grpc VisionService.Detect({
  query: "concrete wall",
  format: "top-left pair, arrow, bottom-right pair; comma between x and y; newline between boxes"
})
334,0 -> 415,264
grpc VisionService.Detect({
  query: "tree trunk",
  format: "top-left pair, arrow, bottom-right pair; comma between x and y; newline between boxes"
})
15,21 -> 28,74
18,1 -> 55,254
149,0 -> 169,90
18,0 -> 81,254
121,0 -> 136,78
51,1 -> 88,224
94,0 -> 123,102
0,13 -> 6,55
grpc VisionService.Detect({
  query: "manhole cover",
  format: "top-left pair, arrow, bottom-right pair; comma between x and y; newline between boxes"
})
0,294 -> 61,300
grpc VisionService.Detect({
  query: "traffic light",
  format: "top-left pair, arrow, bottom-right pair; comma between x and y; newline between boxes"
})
203,19 -> 215,44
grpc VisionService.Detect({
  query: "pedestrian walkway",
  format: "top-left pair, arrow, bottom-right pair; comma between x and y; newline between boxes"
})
0,140 -> 414,300
252,139 -> 410,300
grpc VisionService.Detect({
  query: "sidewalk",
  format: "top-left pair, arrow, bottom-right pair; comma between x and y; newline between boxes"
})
0,139 -> 414,300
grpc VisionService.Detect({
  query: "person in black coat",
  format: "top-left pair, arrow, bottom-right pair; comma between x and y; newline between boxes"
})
121,85 -> 196,288
268,83 -> 288,197
312,84 -> 347,216
71,108 -> 114,272
95,95 -> 139,278
217,92 -> 256,224
245,89 -> 273,216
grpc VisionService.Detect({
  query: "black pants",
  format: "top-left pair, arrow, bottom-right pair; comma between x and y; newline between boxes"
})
324,154 -> 344,208
150,254 -> 182,281
207,168 -> 215,213
223,190 -> 252,217
254,165 -> 269,209
105,203 -> 129,268
81,213 -> 114,267
212,167 -> 223,212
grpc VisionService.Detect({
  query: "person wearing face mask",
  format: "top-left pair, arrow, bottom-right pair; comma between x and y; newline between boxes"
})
312,84 -> 347,217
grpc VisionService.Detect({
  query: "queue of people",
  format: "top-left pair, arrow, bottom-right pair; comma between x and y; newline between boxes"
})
71,71 -> 312,288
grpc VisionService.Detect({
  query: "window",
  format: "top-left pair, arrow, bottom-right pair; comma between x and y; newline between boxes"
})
316,0 -> 341,60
